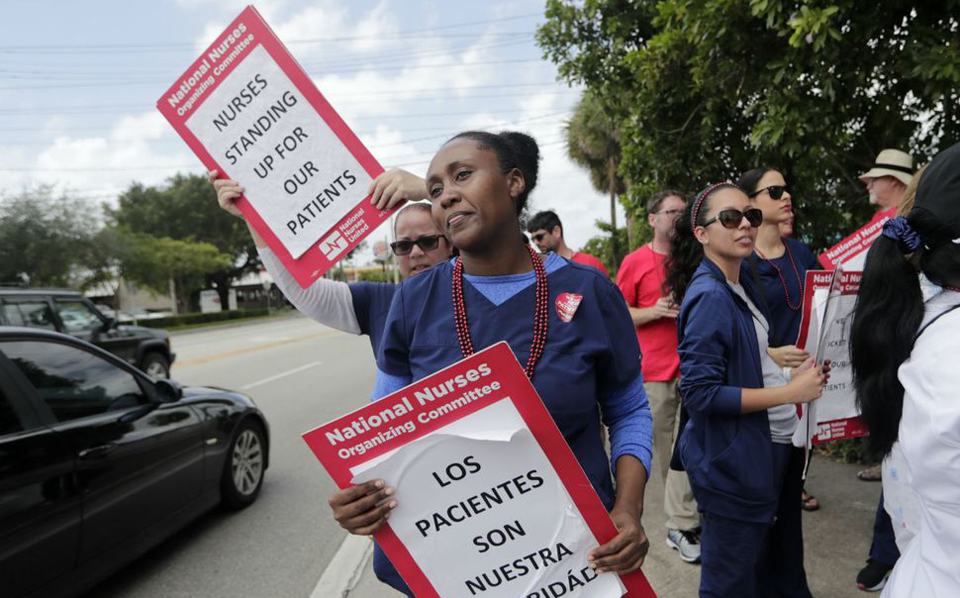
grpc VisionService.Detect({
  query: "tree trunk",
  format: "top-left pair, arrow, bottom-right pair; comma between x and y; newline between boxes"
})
209,272 -> 231,312
608,157 -> 620,265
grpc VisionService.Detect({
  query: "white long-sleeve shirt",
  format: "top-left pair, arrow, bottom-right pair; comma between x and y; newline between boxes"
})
258,246 -> 361,334
882,289 -> 960,598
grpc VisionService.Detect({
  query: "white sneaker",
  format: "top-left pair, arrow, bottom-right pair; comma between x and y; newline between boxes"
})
666,528 -> 701,564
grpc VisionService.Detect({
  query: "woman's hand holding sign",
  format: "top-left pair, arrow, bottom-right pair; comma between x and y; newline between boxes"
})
588,455 -> 649,575
209,169 -> 245,218
368,167 -> 428,211
208,169 -> 268,248
329,479 -> 397,536
788,357 -> 831,403
767,344 -> 810,368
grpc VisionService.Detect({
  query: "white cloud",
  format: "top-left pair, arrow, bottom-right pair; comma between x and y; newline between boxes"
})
21,112 -> 196,202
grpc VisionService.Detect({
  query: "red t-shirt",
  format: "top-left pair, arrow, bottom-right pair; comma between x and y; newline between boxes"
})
570,251 -> 609,277
616,244 -> 680,381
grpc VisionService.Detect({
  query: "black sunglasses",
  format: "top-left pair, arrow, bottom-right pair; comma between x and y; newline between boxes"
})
748,185 -> 789,200
702,208 -> 763,229
531,232 -> 547,242
390,234 -> 442,256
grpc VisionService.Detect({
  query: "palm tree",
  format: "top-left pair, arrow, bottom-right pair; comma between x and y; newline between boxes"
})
565,91 -> 627,262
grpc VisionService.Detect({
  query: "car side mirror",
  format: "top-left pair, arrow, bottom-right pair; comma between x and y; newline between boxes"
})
101,316 -> 116,331
155,379 -> 183,403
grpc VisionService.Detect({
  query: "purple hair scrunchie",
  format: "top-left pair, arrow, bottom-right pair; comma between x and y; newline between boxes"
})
881,216 -> 922,254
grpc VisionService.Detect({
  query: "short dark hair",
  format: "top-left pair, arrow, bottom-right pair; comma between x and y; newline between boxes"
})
526,210 -> 562,235
647,189 -> 685,214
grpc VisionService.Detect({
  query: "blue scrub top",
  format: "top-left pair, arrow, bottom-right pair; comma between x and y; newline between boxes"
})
349,281 -> 398,354
371,254 -> 652,596
751,237 -> 821,347
376,255 -> 651,503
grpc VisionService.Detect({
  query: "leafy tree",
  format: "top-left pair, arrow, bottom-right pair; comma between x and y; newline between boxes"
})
116,230 -> 232,311
108,173 -> 258,307
566,91 -> 628,261
538,0 -> 960,251
0,186 -> 101,288
580,220 -> 628,277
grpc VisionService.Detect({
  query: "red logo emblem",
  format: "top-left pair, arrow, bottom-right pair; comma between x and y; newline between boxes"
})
555,293 -> 583,323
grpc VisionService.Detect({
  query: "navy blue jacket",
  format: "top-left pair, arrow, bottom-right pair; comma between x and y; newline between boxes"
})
677,258 -> 779,524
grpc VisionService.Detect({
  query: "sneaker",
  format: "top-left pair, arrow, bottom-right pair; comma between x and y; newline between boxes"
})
857,464 -> 882,481
856,560 -> 892,592
666,528 -> 701,564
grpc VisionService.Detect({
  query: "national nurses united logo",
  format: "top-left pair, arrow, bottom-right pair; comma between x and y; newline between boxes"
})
555,292 -> 583,323
319,230 -> 349,260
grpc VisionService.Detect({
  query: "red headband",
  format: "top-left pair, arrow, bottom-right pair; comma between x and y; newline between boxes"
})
691,181 -> 739,229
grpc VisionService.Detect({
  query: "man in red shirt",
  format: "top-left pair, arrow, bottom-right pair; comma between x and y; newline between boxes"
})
527,210 -> 609,276
617,189 -> 701,563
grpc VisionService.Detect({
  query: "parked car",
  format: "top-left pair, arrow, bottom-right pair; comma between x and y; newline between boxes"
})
0,287 -> 175,380
0,327 -> 270,598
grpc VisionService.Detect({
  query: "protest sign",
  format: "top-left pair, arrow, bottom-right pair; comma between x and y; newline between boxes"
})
302,342 -> 655,598
818,210 -> 894,270
792,269 -> 868,446
157,5 -> 392,288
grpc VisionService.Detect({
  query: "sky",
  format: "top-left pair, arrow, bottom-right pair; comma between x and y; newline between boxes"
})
2,0 -> 627,266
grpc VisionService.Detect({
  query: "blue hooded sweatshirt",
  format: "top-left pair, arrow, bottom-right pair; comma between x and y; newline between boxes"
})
677,258 -> 780,524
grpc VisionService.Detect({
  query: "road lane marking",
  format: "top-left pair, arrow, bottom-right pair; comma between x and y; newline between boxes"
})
174,330 -> 342,368
241,361 -> 322,390
311,533 -> 373,598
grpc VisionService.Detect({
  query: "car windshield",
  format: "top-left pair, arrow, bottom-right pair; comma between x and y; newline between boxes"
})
55,300 -> 102,332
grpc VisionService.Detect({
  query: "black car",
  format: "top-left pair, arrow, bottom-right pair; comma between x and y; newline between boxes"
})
0,327 -> 269,598
0,287 -> 175,380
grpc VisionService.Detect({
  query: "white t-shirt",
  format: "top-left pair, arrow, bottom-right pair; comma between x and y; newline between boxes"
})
727,281 -> 797,444
882,289 -> 960,598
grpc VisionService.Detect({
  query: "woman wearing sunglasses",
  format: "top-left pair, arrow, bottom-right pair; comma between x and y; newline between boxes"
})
738,170 -> 821,371
665,182 -> 827,598
737,168 -> 824,596
328,131 -> 653,596
209,168 -> 453,354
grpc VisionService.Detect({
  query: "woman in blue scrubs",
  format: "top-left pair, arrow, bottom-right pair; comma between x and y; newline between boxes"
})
665,182 -> 827,598
738,167 -> 821,597
328,131 -> 654,596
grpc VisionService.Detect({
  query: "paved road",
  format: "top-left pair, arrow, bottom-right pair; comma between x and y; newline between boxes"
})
83,314 -> 374,598
83,313 -> 883,598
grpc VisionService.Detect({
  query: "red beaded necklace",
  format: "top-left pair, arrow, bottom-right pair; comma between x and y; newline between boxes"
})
452,244 -> 549,379
755,241 -> 803,311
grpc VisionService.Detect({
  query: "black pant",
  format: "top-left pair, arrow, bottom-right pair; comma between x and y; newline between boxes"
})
869,493 -> 900,567
756,445 -> 814,598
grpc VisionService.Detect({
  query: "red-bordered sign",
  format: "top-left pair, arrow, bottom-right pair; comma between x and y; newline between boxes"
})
795,270 -> 868,444
157,5 -> 392,288
302,342 -> 655,598
818,207 -> 896,270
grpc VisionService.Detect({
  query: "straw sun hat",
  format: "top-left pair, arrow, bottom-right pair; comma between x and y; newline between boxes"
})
859,149 -> 915,186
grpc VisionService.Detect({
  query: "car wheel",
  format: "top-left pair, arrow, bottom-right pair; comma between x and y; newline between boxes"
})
221,420 -> 266,509
140,352 -> 170,381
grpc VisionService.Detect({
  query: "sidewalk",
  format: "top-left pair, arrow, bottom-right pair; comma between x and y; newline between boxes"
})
351,455 -> 881,597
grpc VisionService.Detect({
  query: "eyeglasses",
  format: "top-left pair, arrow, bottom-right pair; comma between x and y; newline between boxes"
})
748,185 -> 789,200
701,208 -> 763,229
531,232 -> 548,242
655,209 -> 685,217
390,234 -> 443,256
